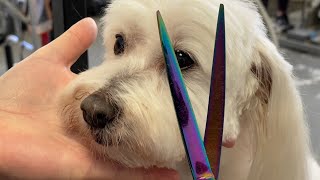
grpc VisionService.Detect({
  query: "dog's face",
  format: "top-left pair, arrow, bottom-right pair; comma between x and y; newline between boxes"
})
59,0 -> 269,167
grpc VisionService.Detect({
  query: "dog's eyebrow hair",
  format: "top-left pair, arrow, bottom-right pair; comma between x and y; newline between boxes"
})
120,26 -> 147,49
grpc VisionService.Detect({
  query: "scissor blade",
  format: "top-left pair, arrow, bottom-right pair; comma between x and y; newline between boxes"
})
204,4 -> 226,179
157,11 -> 214,180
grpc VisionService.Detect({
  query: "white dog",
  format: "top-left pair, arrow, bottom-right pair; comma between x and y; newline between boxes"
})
58,0 -> 320,179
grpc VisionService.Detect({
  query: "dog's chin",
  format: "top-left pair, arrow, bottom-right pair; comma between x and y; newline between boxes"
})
83,125 -> 184,168
88,137 -> 152,168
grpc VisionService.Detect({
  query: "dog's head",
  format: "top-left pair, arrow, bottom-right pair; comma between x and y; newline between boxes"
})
58,0 -> 293,168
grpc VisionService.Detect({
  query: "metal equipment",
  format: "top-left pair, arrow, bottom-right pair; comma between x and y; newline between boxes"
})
0,0 -> 35,69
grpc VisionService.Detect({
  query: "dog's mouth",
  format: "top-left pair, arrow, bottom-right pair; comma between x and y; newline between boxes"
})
91,130 -> 107,145
89,126 -> 123,146
222,139 -> 236,148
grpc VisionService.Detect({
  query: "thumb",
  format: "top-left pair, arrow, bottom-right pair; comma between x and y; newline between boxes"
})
33,18 -> 97,68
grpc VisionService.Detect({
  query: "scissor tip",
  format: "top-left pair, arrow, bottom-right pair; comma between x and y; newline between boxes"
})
156,11 -> 163,27
219,4 -> 224,11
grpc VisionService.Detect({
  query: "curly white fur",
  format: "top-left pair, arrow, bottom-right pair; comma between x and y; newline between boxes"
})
58,0 -> 320,179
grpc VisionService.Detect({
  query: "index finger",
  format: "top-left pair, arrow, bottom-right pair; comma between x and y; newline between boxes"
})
34,18 -> 98,68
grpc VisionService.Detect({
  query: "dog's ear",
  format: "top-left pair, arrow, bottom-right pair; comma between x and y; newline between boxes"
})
250,57 -> 272,104
247,36 -> 310,180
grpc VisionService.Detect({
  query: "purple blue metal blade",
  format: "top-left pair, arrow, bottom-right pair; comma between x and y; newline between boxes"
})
157,11 -> 215,180
204,4 -> 226,179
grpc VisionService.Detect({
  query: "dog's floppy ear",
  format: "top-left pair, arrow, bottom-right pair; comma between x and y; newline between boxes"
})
250,56 -> 272,104
247,36 -> 310,180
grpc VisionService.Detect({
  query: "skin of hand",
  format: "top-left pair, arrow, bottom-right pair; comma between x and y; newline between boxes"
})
0,18 -> 179,180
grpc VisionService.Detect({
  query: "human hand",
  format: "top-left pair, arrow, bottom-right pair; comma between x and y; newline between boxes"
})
0,18 -> 179,180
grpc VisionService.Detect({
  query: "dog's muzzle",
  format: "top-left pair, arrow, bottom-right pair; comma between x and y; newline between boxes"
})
80,92 -> 118,129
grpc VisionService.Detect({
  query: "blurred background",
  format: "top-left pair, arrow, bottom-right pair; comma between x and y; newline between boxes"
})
0,0 -> 319,160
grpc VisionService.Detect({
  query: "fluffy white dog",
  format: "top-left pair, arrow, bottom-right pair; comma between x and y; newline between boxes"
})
58,0 -> 320,179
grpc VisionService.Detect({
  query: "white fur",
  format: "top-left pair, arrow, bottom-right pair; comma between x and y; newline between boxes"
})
58,0 -> 320,179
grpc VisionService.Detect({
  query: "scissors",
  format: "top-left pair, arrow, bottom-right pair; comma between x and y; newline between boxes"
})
157,4 -> 226,180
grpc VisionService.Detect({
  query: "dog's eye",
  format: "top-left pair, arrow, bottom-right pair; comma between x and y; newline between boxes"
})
175,50 -> 195,70
114,34 -> 125,55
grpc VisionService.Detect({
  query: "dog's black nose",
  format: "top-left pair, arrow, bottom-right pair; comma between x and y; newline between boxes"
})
80,93 -> 117,129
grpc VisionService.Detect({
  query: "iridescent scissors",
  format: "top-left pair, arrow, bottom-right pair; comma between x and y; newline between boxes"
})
157,4 -> 226,180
